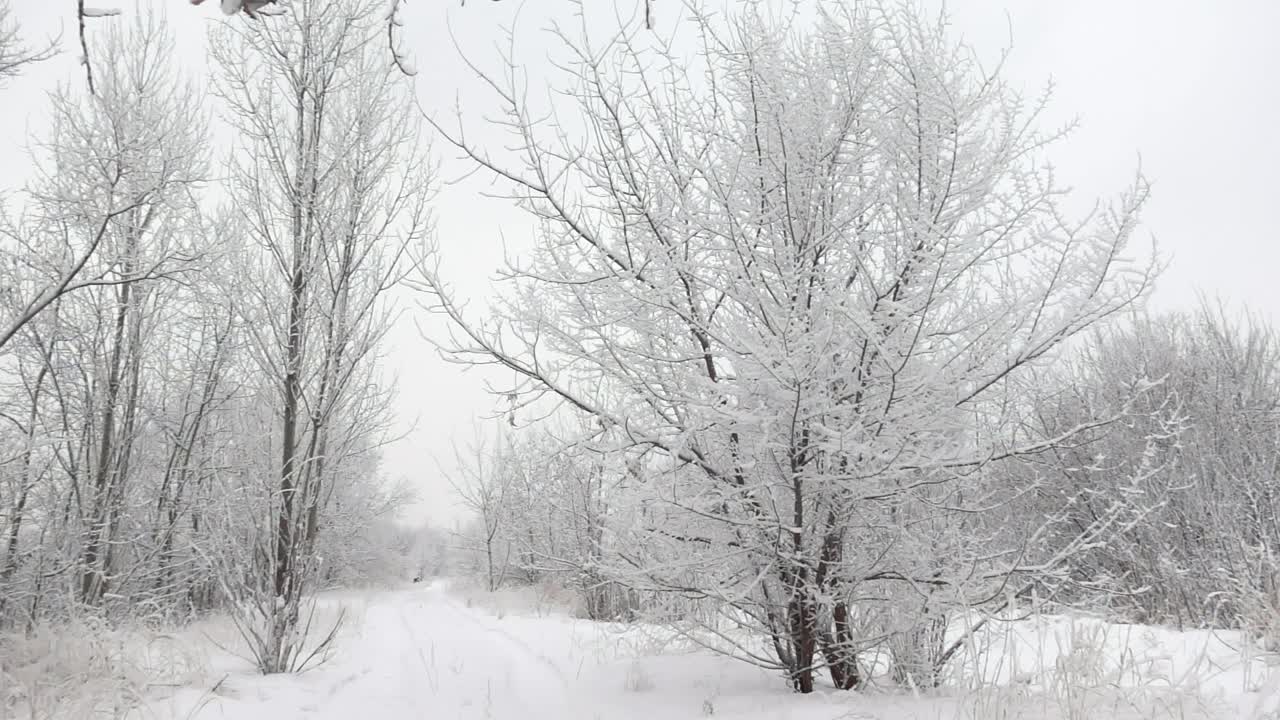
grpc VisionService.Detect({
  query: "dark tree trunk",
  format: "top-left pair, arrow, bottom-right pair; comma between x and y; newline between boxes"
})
81,262 -> 137,606
275,251 -> 307,599
787,589 -> 817,693
824,601 -> 861,690
815,508 -> 861,691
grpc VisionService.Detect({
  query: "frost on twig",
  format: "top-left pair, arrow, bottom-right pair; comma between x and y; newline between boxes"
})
0,0 -> 58,83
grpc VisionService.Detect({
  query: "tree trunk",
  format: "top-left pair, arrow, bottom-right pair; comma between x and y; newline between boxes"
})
81,262 -> 137,606
485,536 -> 496,592
275,260 -> 304,599
816,508 -> 861,690
787,588 -> 817,693
824,601 -> 861,690
101,294 -> 147,595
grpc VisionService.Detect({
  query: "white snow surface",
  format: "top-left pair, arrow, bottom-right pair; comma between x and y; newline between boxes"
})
114,582 -> 1280,719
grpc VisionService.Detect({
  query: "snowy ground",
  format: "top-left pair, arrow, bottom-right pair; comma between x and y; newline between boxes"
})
10,581 -> 1280,719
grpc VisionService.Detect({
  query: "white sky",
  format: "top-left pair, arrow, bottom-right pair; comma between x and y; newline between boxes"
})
2,0 -> 1277,527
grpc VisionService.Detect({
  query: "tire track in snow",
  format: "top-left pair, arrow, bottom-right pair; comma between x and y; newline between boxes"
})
390,584 -> 578,719
431,587 -> 573,690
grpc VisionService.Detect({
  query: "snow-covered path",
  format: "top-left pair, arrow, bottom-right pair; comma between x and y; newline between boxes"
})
155,584 -> 592,719
145,582 -> 1267,719
150,581 -> 920,719
370,584 -> 577,718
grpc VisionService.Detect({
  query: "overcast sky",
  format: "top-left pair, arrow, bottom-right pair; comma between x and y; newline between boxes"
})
2,0 -> 1277,527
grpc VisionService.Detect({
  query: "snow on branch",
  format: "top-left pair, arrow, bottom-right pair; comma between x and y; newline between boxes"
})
387,0 -> 415,76
76,0 -> 122,95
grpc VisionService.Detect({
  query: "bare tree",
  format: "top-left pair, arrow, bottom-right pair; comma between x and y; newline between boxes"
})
418,1 -> 1160,693
0,11 -> 200,356
451,422 -> 637,618
0,11 -> 207,619
208,0 -> 430,673
447,428 -> 513,592
0,0 -> 432,645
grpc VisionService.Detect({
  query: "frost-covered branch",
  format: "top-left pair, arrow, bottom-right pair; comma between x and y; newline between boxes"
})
0,0 -> 57,84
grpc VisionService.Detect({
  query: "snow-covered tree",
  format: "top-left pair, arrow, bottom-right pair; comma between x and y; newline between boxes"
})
0,10 -> 208,621
448,428 -> 515,592
448,422 -> 636,617
0,13 -> 202,355
206,0 -> 430,673
419,1 -> 1159,692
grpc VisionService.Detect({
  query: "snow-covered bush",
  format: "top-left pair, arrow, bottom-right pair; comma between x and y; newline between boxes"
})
1007,303 -> 1280,631
0,617 -> 206,719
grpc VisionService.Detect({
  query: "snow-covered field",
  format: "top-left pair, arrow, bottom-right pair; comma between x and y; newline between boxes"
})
8,582 -> 1280,719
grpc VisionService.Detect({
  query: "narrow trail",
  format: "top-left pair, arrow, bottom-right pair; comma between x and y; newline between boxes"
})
383,583 -> 578,719
148,583 -> 882,719
161,583 -> 587,720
